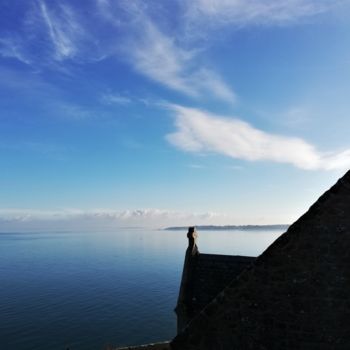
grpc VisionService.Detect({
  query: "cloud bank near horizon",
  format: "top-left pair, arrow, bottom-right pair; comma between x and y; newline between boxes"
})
166,105 -> 350,171
0,208 -> 249,231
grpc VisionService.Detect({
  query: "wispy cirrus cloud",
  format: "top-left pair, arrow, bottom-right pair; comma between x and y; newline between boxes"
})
0,1 -> 104,66
1,0 -> 345,108
0,37 -> 31,64
100,92 -> 132,105
2,0 -> 341,104
95,0 -> 344,103
166,104 -> 350,171
120,14 -> 236,104
2,0 -> 236,103
37,0 -> 81,61
184,0 -> 343,30
93,0 -> 236,103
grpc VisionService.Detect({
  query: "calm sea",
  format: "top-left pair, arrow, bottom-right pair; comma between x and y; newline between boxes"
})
0,228 -> 284,350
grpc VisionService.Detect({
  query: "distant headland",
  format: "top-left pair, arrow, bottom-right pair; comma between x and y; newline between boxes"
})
164,224 -> 289,231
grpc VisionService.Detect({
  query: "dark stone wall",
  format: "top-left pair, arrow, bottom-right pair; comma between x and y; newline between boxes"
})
171,171 -> 350,350
175,228 -> 254,334
174,234 -> 199,333
189,254 -> 254,321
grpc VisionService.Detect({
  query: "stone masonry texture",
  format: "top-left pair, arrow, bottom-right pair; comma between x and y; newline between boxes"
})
176,253 -> 254,331
171,170 -> 350,350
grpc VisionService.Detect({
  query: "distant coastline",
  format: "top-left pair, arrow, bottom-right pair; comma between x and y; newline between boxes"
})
164,225 -> 289,231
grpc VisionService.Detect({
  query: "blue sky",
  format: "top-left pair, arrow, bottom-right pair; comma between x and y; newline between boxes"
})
1,0 -> 350,230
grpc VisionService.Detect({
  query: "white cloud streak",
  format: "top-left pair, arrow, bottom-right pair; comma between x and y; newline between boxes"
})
96,0 -> 342,103
2,0 -> 340,105
100,93 -> 132,105
1,0 -> 344,112
166,105 -> 350,170
2,0 -> 236,103
185,0 -> 342,29
38,1 -> 82,61
0,1 -> 108,65
0,37 -> 31,64
124,19 -> 236,103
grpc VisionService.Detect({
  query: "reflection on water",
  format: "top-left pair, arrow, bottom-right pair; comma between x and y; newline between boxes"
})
0,228 -> 284,350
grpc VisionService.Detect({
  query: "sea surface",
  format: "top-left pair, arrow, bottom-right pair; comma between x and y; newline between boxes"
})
0,228 -> 284,350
